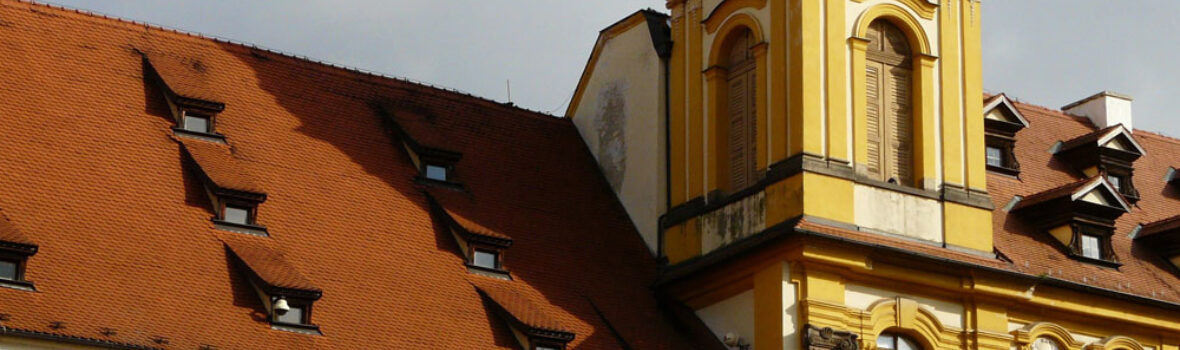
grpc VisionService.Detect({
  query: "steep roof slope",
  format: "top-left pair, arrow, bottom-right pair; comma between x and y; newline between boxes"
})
989,100 -> 1180,304
0,1 -> 702,348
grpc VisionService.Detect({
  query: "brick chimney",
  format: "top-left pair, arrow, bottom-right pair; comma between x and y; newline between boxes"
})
1062,91 -> 1134,132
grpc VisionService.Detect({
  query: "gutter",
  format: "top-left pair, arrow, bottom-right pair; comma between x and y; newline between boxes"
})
655,218 -> 1180,314
0,327 -> 165,350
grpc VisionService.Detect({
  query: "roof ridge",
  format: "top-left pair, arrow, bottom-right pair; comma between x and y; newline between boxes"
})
13,0 -> 565,123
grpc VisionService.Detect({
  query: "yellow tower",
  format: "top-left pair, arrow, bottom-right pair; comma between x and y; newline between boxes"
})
656,0 -> 992,263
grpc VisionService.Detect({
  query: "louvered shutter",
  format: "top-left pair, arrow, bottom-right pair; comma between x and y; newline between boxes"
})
744,68 -> 757,181
728,70 -> 749,190
865,63 -> 883,178
887,65 -> 913,185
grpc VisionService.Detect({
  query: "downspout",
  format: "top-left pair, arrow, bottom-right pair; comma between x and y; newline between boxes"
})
660,34 -> 673,264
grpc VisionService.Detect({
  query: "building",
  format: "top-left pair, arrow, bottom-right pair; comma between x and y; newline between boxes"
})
569,0 -> 1180,349
0,1 -> 716,349
5,0 -> 1180,349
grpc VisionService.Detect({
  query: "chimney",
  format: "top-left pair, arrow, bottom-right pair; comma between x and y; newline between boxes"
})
1061,91 -> 1134,132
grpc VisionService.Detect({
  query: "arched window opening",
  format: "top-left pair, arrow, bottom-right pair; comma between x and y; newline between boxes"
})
865,19 -> 914,186
877,333 -> 921,350
724,28 -> 758,191
1031,337 -> 1063,350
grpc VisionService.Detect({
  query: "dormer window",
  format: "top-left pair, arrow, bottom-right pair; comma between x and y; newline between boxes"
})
1012,176 -> 1128,267
178,139 -> 269,236
272,296 -> 313,326
472,281 -> 576,350
222,203 -> 255,226
0,258 -> 20,281
222,238 -> 322,335
424,164 -> 449,182
983,94 -> 1029,175
375,104 -> 464,188
0,214 -> 38,291
472,249 -> 500,270
425,193 -> 513,278
1079,231 -> 1102,260
181,111 -> 213,134
1054,125 -> 1144,203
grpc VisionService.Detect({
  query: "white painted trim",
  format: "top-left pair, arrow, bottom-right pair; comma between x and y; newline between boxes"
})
1070,177 -> 1131,212
1097,125 -> 1146,155
982,94 -> 1030,127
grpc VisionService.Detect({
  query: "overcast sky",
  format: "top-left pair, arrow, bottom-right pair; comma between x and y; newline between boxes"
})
41,0 -> 1180,137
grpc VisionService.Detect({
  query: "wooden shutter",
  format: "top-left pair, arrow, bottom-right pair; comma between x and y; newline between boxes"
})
728,71 -> 749,190
865,63 -> 883,178
725,29 -> 758,191
887,65 -> 913,185
865,20 -> 914,185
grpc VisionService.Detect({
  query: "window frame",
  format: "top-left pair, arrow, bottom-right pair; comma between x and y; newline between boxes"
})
1104,167 -> 1139,202
423,163 -> 450,182
267,294 -> 320,332
471,248 -> 500,270
0,256 -> 24,282
181,110 -> 213,134
219,200 -> 259,226
1068,222 -> 1118,266
984,135 -> 1020,175
466,243 -> 508,275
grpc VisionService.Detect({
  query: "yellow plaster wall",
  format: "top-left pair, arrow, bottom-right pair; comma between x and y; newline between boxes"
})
803,173 -> 854,223
943,202 -> 993,251
664,222 -> 701,264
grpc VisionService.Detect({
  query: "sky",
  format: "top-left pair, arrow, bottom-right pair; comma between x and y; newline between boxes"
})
40,0 -> 1180,137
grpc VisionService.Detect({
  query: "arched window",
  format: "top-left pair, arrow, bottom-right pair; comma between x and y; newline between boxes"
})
877,333 -> 921,350
864,19 -> 914,186
1032,337 -> 1063,350
724,28 -> 758,191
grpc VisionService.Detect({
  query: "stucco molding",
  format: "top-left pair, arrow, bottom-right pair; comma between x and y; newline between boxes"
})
861,297 -> 956,350
702,0 -> 767,34
852,0 -> 937,20
853,3 -> 933,56
1012,322 -> 1085,350
1086,336 -> 1146,350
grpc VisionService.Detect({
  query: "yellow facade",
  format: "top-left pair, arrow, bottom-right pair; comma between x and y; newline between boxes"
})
569,1 -> 1180,349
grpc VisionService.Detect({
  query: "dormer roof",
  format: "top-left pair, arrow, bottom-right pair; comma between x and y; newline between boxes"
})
176,137 -> 266,200
983,93 -> 1030,129
1012,176 -> 1130,227
1056,124 -> 1145,157
221,235 -> 321,297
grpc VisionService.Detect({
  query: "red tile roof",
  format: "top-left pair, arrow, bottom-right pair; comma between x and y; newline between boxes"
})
989,100 -> 1180,303
0,1 -> 702,349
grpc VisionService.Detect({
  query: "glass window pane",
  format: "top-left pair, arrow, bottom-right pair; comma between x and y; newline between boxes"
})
473,250 -> 498,269
183,115 -> 210,133
536,346 -> 558,350
0,260 -> 16,280
224,205 -> 250,225
425,164 -> 448,181
1081,234 -> 1102,259
276,305 -> 305,324
1033,337 -> 1061,350
877,334 -> 896,350
986,146 -> 1003,167
898,336 -> 919,350
1107,175 -> 1121,191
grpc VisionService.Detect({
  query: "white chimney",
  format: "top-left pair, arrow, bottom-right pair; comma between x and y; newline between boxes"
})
1061,91 -> 1134,132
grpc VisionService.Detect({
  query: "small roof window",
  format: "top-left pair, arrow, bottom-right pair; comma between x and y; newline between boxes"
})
223,204 -> 252,225
425,164 -> 449,181
0,259 -> 17,281
182,112 -> 212,134
473,249 -> 499,270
